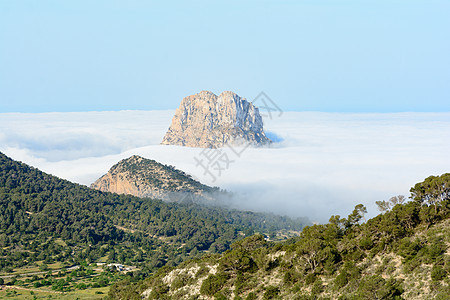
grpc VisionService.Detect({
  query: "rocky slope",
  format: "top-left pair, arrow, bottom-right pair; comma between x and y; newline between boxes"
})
108,173 -> 450,300
90,155 -> 218,202
161,90 -> 271,148
111,196 -> 450,300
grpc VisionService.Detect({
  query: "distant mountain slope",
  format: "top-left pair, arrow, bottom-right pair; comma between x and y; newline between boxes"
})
91,155 -> 218,203
109,174 -> 450,300
0,152 -> 308,283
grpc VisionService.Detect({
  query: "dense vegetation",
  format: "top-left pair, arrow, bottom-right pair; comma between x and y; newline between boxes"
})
111,174 -> 450,299
0,152 -> 307,291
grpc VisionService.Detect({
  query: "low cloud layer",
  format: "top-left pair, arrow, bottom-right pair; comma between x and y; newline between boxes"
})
1,111 -> 449,222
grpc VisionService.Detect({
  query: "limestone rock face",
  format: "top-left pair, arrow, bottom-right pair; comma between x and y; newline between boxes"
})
90,155 -> 216,202
161,91 -> 271,148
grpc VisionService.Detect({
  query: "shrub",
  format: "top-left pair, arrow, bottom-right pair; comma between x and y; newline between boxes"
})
263,286 -> 280,299
214,292 -> 227,300
39,264 -> 49,271
195,265 -> 210,279
334,273 -> 348,289
171,273 -> 191,290
304,273 -> 316,285
431,265 -> 446,281
357,276 -> 403,299
149,282 -> 170,299
359,236 -> 374,250
435,291 -> 450,300
76,283 -> 87,290
220,249 -> 256,273
200,273 -> 229,296
246,292 -> 257,300
283,270 -> 300,286
311,279 -> 324,295
397,238 -> 420,261
427,242 -> 445,261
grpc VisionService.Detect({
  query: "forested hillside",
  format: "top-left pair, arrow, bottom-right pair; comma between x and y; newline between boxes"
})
110,174 -> 450,299
0,152 -> 308,292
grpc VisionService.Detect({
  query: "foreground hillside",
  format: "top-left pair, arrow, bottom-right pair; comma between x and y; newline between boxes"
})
0,152 -> 308,294
110,175 -> 450,299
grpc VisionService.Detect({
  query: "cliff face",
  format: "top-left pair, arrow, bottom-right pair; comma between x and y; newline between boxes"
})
90,155 -> 216,202
161,91 -> 271,148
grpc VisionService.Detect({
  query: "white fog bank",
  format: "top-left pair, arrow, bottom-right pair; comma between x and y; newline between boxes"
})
1,111 -> 449,222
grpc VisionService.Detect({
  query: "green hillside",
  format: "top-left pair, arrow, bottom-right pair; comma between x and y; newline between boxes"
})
109,174 -> 450,299
0,152 -> 308,294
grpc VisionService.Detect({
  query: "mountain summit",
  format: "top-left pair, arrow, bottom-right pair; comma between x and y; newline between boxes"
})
161,91 -> 271,148
90,155 -> 217,202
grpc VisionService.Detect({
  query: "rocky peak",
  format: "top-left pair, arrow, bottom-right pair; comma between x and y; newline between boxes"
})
161,91 -> 271,148
90,155 -> 217,202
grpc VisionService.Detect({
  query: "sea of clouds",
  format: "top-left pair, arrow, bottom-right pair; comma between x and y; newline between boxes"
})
1,111 -> 449,223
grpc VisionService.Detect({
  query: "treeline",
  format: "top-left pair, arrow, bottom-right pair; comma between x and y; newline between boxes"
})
0,152 -> 308,280
111,173 -> 450,299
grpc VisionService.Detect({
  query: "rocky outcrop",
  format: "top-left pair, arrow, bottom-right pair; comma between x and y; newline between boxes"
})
90,155 -> 217,203
161,91 -> 271,148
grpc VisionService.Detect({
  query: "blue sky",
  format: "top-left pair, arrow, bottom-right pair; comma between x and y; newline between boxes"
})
1,0 -> 449,113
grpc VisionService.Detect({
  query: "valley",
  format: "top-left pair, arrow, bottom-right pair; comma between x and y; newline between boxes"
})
0,152 -> 308,298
